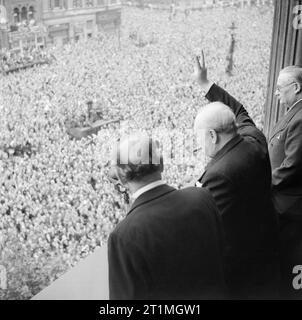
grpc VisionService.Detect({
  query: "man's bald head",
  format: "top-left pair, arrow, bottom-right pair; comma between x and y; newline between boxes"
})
280,66 -> 302,84
194,102 -> 237,159
276,66 -> 302,108
194,102 -> 237,134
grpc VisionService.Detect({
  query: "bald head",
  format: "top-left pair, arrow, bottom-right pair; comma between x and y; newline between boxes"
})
280,65 -> 302,84
276,66 -> 302,108
194,102 -> 237,134
193,102 -> 237,159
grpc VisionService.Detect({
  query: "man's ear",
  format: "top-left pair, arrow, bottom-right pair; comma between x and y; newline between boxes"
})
209,129 -> 218,144
116,167 -> 128,186
295,82 -> 302,94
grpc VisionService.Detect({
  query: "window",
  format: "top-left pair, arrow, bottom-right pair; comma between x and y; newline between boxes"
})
86,0 -> 94,7
21,7 -> 27,21
73,0 -> 83,7
28,6 -> 34,20
50,0 -> 68,10
54,0 -> 62,8
13,8 -> 20,24
97,0 -> 104,6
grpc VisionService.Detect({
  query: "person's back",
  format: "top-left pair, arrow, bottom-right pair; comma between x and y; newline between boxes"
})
108,183 -> 226,299
200,130 -> 279,298
193,53 -> 279,298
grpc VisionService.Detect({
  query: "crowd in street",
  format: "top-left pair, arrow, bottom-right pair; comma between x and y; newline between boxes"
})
0,5 -> 273,299
0,47 -> 54,74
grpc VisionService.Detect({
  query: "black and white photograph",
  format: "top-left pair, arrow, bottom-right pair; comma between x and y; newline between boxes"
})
0,0 -> 302,305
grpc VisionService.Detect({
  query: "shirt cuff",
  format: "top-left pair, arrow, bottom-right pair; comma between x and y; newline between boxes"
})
195,181 -> 203,188
201,81 -> 214,95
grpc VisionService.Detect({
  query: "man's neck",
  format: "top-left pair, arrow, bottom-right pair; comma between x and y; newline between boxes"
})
128,175 -> 162,195
131,179 -> 165,202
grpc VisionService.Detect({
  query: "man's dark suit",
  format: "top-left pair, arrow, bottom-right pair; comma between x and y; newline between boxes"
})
198,84 -> 280,299
268,100 -> 302,299
108,184 -> 226,300
269,100 -> 302,216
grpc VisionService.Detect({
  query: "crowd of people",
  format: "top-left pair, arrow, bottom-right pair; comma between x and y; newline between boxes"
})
0,5 -> 273,299
0,47 -> 54,75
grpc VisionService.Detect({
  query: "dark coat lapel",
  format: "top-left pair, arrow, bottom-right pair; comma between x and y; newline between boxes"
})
127,184 -> 176,216
270,100 -> 302,140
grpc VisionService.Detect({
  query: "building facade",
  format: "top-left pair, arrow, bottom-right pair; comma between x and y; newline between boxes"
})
0,0 -> 121,50
42,0 -> 121,46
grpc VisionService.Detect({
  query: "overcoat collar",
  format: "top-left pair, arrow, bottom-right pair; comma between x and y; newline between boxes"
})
127,184 -> 176,216
269,100 -> 302,140
199,134 -> 243,181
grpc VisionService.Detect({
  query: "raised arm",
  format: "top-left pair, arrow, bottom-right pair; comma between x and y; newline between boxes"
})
194,51 -> 266,145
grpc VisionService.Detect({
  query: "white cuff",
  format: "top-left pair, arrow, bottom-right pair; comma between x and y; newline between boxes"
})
201,81 -> 214,95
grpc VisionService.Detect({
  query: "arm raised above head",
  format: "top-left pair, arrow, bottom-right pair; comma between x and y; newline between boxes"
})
194,51 -> 254,127
194,51 -> 266,146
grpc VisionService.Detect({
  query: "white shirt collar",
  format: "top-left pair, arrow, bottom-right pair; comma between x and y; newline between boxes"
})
288,98 -> 302,112
132,180 -> 165,202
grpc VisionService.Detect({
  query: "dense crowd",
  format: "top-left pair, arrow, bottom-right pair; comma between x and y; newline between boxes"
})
0,5 -> 273,299
0,47 -> 54,74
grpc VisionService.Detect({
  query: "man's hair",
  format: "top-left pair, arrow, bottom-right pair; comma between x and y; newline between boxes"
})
280,65 -> 302,84
194,102 -> 237,135
115,135 -> 163,182
117,162 -> 163,182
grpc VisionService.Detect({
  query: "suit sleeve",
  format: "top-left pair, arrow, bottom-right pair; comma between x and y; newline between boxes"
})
272,119 -> 302,189
108,231 -> 150,300
205,83 -> 267,147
